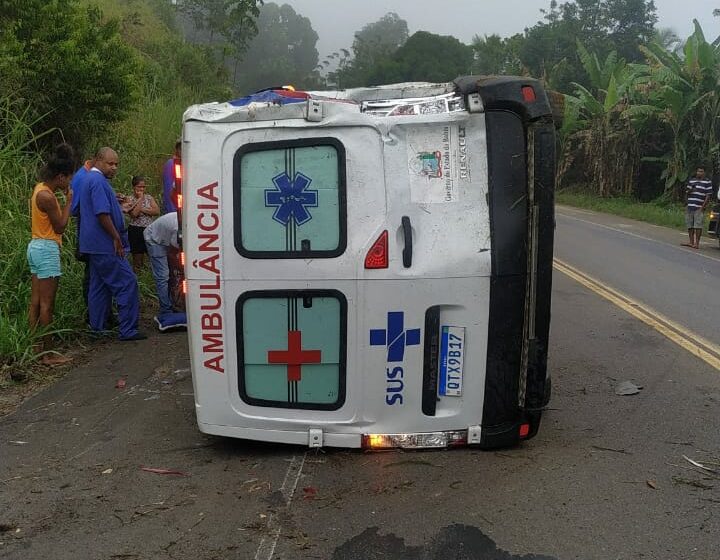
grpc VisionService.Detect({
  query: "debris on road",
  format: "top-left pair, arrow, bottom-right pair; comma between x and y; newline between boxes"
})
102,468 -> 113,475
646,480 -> 657,489
682,455 -> 719,475
672,476 -> 714,490
140,466 -> 189,477
591,445 -> 631,455
303,486 -> 317,500
115,378 -> 126,389
615,381 -> 643,396
9,441 -> 28,445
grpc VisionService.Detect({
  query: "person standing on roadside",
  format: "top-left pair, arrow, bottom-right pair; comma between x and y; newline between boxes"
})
161,140 -> 181,214
79,147 -> 146,341
70,157 -> 94,310
27,144 -> 75,366
122,175 -> 160,272
683,166 -> 713,249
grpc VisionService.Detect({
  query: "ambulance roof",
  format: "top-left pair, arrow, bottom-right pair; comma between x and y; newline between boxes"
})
183,81 -> 465,124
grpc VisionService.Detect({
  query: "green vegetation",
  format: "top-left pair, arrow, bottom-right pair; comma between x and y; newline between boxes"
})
2,0 -> 719,370
556,191 -> 686,230
0,0 -> 259,370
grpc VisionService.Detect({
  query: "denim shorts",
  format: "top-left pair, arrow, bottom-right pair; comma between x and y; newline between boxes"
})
27,238 -> 62,279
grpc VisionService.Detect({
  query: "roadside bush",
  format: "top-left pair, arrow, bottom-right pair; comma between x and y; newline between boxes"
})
0,0 -> 139,150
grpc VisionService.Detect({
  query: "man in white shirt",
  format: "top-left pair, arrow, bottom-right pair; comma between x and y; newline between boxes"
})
143,212 -> 184,329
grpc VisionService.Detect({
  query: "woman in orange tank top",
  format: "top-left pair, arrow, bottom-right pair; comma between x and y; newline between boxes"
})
26,144 -> 75,367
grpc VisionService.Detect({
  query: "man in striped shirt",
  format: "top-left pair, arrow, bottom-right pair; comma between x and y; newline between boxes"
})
684,166 -> 713,249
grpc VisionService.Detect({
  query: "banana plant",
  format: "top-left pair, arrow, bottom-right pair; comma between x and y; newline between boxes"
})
559,42 -> 642,196
637,20 -> 720,192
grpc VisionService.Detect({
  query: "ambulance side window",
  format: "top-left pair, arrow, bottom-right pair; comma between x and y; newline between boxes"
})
234,139 -> 346,258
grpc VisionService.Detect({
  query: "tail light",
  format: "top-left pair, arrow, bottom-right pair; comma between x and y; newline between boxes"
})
521,86 -> 536,102
182,279 -> 187,295
179,251 -> 185,267
519,423 -> 530,439
364,230 -> 389,269
174,155 -> 183,248
362,430 -> 468,449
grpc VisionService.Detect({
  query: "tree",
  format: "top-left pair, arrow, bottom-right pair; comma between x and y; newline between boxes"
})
471,34 -> 525,76
335,12 -> 409,87
518,0 -> 657,92
636,21 -> 720,193
471,35 -> 506,75
233,2 -> 319,92
0,0 -> 139,148
559,43 -> 642,196
365,31 -> 474,85
179,0 -> 262,56
654,28 -> 683,54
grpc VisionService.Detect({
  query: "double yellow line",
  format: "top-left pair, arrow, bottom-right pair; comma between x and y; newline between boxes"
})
553,258 -> 720,372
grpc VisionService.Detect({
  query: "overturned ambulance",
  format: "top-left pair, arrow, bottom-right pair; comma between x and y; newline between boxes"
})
178,76 -> 555,449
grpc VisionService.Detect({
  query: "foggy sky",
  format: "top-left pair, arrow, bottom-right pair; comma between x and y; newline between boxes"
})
282,0 -> 719,59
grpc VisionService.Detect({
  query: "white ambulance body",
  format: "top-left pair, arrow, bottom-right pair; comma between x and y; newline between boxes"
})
180,77 -> 555,449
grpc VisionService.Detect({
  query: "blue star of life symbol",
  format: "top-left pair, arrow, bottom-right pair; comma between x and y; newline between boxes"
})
370,312 -> 421,363
264,171 -> 318,226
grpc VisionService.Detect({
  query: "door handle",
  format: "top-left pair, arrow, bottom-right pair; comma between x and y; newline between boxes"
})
401,216 -> 412,268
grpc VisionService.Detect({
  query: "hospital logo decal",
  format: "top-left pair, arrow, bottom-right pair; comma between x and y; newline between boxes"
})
370,311 -> 421,406
264,171 -> 318,226
413,151 -> 443,179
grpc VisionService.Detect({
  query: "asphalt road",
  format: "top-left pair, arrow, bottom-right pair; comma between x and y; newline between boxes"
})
555,205 -> 720,347
1,208 -> 719,560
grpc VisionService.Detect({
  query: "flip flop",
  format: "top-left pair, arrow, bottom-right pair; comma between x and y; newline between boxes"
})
41,354 -> 73,366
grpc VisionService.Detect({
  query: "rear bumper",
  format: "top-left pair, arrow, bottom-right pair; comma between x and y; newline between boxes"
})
198,420 -> 542,450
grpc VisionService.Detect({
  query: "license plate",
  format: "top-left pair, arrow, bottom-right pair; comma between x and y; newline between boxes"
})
438,326 -> 464,396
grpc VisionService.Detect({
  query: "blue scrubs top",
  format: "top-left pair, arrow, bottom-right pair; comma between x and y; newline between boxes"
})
78,169 -> 129,254
70,165 -> 89,217
162,158 -> 177,214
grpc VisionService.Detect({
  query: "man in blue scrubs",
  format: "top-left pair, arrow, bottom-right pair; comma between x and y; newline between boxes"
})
79,147 -> 146,341
161,140 -> 181,214
70,158 -> 93,310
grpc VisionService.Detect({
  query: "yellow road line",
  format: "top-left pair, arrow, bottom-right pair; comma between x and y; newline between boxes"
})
553,258 -> 720,372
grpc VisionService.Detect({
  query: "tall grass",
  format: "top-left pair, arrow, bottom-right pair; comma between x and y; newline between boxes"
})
0,99 -> 90,366
556,190 -> 687,230
0,88 -> 202,367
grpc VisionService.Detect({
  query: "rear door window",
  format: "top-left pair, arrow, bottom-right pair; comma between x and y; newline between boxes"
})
234,139 -> 346,258
237,290 -> 346,410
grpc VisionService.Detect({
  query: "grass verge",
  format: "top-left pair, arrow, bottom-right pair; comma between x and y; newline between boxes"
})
556,191 -> 686,231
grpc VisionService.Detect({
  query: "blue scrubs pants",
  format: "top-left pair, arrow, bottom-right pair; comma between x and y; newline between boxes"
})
88,254 -> 140,339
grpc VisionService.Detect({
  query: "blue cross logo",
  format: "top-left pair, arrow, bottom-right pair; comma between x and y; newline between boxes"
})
370,312 -> 421,363
264,171 -> 318,227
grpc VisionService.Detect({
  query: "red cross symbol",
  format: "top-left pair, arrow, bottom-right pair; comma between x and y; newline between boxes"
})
267,331 -> 322,382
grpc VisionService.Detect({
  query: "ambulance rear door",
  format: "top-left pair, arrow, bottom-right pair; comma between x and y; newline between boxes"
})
356,110 -> 492,440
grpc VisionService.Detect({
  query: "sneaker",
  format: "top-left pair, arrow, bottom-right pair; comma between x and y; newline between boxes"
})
119,331 -> 148,342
